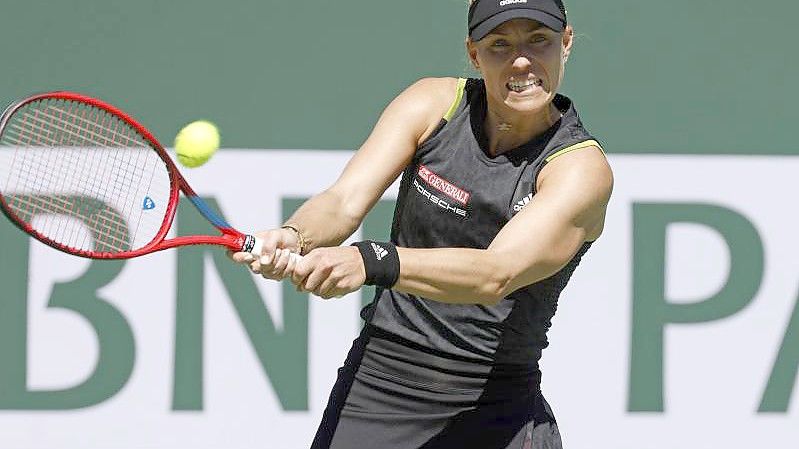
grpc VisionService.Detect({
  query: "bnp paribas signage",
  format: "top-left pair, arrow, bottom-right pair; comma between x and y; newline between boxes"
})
0,151 -> 796,449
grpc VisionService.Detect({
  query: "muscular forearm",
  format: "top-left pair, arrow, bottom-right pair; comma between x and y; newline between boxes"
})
394,247 -> 561,306
284,189 -> 364,252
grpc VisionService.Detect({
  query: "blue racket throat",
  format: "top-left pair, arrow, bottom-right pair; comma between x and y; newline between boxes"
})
186,195 -> 232,229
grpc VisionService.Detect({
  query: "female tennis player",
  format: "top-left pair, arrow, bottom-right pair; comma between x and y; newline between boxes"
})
232,1 -> 612,447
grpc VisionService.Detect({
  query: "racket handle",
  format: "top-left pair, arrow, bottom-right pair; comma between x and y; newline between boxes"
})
250,235 -> 264,256
248,236 -> 304,261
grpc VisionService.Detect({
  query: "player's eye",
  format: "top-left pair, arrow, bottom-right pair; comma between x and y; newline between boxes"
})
531,34 -> 548,44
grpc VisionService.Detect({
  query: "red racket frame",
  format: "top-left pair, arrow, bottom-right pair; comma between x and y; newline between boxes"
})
0,91 -> 255,259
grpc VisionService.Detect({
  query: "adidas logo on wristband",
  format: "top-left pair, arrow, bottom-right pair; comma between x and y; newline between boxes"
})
353,240 -> 399,288
371,242 -> 388,260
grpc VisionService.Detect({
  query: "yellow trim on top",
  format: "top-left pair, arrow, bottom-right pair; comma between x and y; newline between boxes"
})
443,78 -> 467,121
544,139 -> 603,163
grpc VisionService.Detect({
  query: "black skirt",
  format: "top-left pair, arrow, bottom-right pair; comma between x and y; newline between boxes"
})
310,325 -> 562,449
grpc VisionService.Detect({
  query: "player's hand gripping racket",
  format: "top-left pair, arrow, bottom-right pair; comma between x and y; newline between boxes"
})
0,91 -> 272,260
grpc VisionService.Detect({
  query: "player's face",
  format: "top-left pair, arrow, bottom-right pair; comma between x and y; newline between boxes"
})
468,19 -> 572,115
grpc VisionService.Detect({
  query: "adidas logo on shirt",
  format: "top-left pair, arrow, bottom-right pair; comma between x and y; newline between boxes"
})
371,242 -> 388,261
513,193 -> 533,212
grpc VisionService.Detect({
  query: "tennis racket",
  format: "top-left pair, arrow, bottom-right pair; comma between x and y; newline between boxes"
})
0,91 -> 268,260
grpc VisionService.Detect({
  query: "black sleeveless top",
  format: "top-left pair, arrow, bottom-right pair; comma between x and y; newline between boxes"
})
363,78 -> 601,375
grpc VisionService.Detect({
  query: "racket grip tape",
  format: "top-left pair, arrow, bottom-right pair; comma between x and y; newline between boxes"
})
246,235 -> 304,262
247,235 -> 263,255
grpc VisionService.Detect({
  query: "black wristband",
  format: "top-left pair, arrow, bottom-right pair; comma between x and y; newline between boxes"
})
351,240 -> 400,288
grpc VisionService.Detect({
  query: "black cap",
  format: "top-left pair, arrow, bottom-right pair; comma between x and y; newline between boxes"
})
468,0 -> 567,41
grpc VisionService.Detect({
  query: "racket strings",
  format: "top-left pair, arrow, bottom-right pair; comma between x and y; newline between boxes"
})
6,104 -> 150,150
16,102 -> 108,248
4,107 -> 144,250
0,98 -> 172,254
3,103 -> 128,252
7,195 -> 133,252
5,113 -> 145,250
53,104 -> 136,247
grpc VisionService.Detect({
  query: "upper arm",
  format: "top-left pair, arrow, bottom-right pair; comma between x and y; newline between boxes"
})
326,77 -> 457,222
487,145 -> 613,292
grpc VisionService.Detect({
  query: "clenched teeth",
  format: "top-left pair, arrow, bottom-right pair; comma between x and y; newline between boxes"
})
507,79 -> 543,92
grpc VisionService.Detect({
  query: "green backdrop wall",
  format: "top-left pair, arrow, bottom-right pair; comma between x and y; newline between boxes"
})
1,0 -> 796,154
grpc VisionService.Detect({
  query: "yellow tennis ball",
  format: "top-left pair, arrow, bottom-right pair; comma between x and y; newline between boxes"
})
174,120 -> 220,168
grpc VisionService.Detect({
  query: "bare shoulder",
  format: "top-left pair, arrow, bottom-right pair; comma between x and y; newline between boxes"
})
404,77 -> 461,111
390,77 -> 461,142
536,145 -> 613,240
536,145 -> 613,237
538,145 -> 613,197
